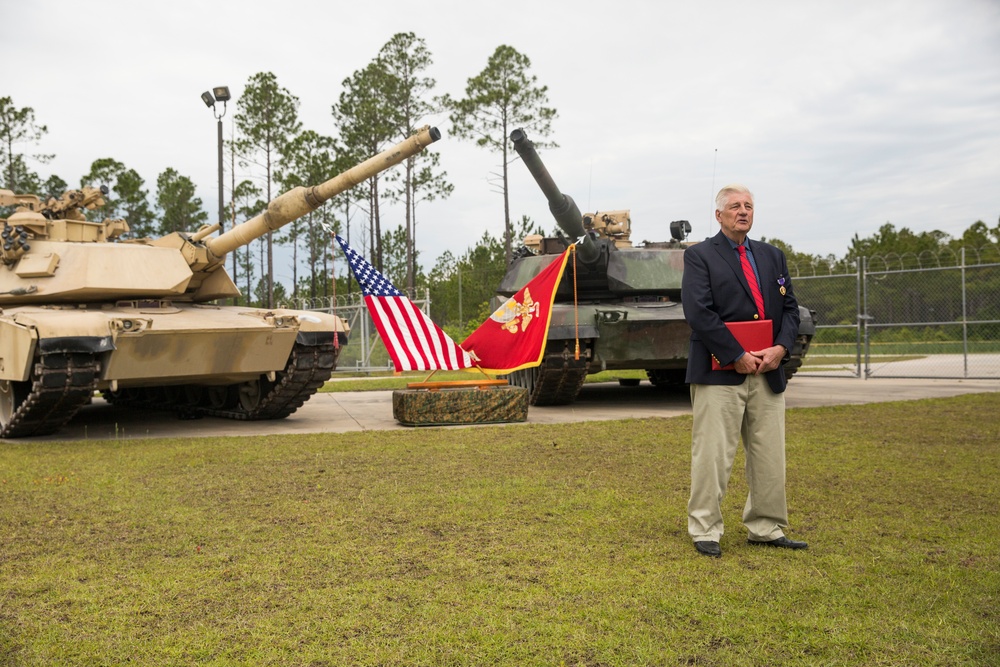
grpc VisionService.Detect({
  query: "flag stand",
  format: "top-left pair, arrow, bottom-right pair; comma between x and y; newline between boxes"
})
405,367 -> 508,392
394,365 -> 528,426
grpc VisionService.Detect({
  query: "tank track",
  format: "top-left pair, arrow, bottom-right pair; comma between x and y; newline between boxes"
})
783,333 -> 813,381
0,353 -> 99,438
202,342 -> 337,420
507,345 -> 590,406
102,342 -> 337,421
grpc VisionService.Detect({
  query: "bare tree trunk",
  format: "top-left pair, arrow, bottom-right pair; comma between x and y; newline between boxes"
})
266,152 -> 274,309
373,177 -> 382,272
405,156 -> 414,293
502,130 -> 512,266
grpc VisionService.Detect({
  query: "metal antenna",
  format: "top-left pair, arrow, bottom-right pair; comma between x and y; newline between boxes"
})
710,148 -> 718,235
588,159 -> 593,212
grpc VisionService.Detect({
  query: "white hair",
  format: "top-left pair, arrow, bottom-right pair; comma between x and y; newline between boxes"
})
715,184 -> 754,212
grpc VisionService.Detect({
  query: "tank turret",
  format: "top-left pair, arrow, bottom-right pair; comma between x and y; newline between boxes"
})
0,126 -> 440,438
500,129 -> 815,406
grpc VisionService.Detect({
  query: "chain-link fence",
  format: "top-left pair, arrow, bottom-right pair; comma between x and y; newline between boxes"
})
292,290 -> 432,373
792,246 -> 1000,379
294,245 -> 1000,379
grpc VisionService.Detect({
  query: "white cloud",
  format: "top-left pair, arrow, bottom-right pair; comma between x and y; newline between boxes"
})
3,0 -> 998,280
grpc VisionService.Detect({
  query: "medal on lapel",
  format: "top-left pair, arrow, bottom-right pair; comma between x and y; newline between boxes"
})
777,276 -> 787,296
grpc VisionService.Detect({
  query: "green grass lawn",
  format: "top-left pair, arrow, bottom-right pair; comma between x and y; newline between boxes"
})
2,394 -> 998,665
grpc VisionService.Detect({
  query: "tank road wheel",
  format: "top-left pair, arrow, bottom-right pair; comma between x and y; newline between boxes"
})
783,333 -> 813,381
237,377 -> 276,413
507,366 -> 539,396
507,352 -> 588,407
181,385 -> 205,407
0,380 -> 30,432
646,369 -> 688,391
195,342 -> 336,422
207,385 -> 238,410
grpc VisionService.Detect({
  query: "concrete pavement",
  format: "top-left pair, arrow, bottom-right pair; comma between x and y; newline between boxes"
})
26,375 -> 1000,442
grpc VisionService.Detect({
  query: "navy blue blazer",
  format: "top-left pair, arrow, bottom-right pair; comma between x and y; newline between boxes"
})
681,231 -> 800,393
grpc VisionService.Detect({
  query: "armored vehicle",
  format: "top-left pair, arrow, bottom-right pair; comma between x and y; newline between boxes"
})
502,129 -> 815,405
0,126 -> 440,438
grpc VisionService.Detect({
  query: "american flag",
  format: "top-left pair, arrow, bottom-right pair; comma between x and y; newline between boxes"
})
336,235 -> 473,372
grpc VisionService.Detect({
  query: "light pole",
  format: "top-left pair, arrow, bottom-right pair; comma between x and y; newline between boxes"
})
200,86 -> 231,233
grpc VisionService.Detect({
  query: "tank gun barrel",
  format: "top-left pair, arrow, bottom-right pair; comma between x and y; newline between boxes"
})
509,129 -> 600,265
206,126 -> 441,258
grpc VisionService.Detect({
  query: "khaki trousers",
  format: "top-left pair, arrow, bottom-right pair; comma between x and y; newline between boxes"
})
688,374 -> 789,543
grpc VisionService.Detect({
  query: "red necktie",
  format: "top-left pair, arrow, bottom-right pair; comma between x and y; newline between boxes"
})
737,245 -> 765,319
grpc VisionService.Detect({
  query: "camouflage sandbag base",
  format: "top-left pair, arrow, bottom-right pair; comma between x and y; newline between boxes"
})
392,385 -> 529,426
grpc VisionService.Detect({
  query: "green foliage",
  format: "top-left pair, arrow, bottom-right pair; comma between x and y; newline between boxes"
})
0,96 -> 52,191
251,276 -> 288,308
427,216 -> 545,331
333,59 -> 401,272
234,72 -> 302,308
155,167 -> 208,235
379,223 -> 420,291
443,45 -> 558,264
445,45 -> 558,153
0,154 -> 43,203
229,179 -> 264,304
80,158 -> 156,237
275,130 -> 340,299
378,32 -> 453,293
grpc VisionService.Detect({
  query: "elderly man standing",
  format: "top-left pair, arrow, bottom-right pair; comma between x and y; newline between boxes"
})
681,184 -> 807,558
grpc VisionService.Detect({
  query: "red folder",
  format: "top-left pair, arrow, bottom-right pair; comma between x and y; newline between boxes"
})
712,319 -> 773,370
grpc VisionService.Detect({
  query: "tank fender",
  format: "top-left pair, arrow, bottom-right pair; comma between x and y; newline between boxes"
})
547,324 -> 600,340
0,313 -> 114,381
37,335 -> 114,354
270,308 -> 350,347
15,310 -> 114,359
295,330 -> 347,347
12,310 -> 116,340
0,318 -> 37,381
797,306 -> 817,336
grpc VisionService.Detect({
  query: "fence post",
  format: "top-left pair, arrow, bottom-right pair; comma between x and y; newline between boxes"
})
962,247 -> 968,377
855,257 -> 862,377
862,256 -> 872,378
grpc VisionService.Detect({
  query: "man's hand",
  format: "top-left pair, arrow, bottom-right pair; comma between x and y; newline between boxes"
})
734,351 -> 763,375
749,345 -> 787,374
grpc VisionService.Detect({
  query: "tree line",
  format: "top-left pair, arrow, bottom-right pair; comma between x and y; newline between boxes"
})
3,32 -> 998,336
1,34 -> 557,311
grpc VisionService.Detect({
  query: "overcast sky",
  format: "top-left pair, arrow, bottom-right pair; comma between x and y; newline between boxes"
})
5,0 -> 999,284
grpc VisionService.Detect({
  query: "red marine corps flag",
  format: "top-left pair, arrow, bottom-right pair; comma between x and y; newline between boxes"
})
336,235 -> 474,371
460,247 -> 572,374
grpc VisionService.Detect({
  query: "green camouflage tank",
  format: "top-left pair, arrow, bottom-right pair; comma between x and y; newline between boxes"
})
500,129 -> 816,406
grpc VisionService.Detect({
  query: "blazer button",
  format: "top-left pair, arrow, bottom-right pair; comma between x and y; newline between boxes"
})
753,314 -> 759,320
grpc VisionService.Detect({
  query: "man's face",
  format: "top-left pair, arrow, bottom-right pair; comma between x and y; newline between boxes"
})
716,192 -> 754,240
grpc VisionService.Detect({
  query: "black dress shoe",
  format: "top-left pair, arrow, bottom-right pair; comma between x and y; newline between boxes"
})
748,536 -> 808,550
694,541 -> 721,557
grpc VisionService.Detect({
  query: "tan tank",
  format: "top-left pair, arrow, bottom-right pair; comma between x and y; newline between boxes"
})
0,126 -> 441,438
